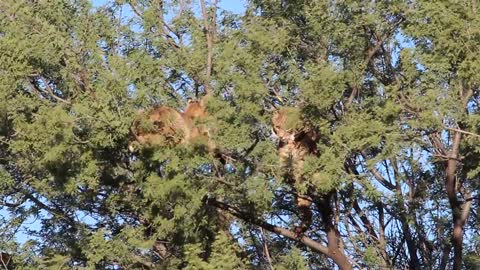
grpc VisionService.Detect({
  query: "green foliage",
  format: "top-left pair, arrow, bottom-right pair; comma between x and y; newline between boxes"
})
0,0 -> 479,269
184,232 -> 247,270
274,248 -> 309,270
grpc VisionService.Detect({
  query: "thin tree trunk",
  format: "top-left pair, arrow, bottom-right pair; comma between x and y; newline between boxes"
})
317,193 -> 353,270
439,244 -> 451,270
446,131 -> 464,270
394,184 -> 421,269
377,203 -> 391,268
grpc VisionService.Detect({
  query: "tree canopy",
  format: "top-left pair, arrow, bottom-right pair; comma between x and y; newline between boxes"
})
0,0 -> 479,269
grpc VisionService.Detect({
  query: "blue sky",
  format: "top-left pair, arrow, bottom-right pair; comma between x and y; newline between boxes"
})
92,0 -> 246,14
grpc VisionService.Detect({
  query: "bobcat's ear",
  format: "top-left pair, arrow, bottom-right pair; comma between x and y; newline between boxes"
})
128,142 -> 136,152
184,99 -> 208,119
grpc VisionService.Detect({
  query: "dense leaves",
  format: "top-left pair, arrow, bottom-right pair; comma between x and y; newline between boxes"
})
0,0 -> 479,269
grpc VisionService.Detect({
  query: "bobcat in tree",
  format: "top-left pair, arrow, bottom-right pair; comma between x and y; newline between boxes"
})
129,98 -> 211,152
272,106 -> 319,234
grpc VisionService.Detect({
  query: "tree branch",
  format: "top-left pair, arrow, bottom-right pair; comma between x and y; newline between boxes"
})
360,151 -> 396,190
38,77 -> 71,104
206,198 -> 328,253
445,127 -> 480,139
199,0 -> 217,95
345,17 -> 404,108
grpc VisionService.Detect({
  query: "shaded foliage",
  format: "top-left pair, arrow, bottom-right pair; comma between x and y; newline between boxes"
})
0,0 -> 479,269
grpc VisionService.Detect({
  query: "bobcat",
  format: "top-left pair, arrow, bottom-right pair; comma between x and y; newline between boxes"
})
272,107 -> 319,234
129,99 -> 211,151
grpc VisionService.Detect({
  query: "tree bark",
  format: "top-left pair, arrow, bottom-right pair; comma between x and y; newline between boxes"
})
445,131 -> 466,270
317,193 -> 353,270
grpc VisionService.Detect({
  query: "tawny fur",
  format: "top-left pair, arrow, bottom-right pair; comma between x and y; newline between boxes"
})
129,98 -> 213,151
184,100 -> 208,119
272,107 -> 318,234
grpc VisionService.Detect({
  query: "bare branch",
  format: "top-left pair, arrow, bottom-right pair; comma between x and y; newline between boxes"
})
445,127 -> 480,139
199,0 -> 217,95
260,228 -> 273,270
346,18 -> 404,108
360,151 -> 396,190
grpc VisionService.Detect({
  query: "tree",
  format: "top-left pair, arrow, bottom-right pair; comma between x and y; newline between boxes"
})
0,0 -> 479,269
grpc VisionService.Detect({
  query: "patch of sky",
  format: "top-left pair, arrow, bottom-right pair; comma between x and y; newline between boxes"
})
92,0 -> 246,15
